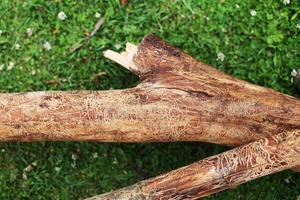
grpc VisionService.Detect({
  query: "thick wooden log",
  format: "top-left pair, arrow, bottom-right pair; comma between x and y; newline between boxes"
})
0,35 -> 299,145
85,130 -> 300,200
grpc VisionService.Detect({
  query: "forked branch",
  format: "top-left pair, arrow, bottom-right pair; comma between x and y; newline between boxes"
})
1,34 -> 299,198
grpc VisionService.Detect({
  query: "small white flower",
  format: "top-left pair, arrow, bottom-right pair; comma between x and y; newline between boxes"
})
32,161 -> 38,166
43,41 -> 52,51
7,62 -> 14,70
235,4 -> 240,9
15,43 -> 21,50
31,69 -> 36,75
291,69 -> 297,77
54,167 -> 61,172
95,12 -> 101,18
283,0 -> 290,5
296,24 -> 300,30
1,148 -> 5,152
0,30 -> 3,35
93,152 -> 98,159
58,11 -> 67,20
203,15 -> 210,21
0,64 -> 4,71
250,10 -> 257,16
217,52 -> 225,62
26,28 -> 33,37
71,154 -> 77,161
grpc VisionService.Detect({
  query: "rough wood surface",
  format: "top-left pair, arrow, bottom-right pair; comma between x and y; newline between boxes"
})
0,34 -> 299,146
85,129 -> 300,200
1,34 -> 299,196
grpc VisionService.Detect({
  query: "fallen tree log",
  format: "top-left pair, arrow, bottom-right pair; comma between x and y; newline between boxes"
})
0,35 -> 299,145
1,34 -> 299,196
0,35 -> 299,175
85,129 -> 300,200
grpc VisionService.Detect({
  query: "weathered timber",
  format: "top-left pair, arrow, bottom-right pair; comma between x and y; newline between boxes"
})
85,130 -> 300,200
0,35 -> 299,146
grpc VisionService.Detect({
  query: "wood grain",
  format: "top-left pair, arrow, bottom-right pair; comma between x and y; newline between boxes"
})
1,34 -> 299,197
86,130 -> 300,200
0,35 -> 299,146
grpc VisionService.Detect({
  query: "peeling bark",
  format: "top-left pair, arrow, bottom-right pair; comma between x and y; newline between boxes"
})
85,130 -> 300,200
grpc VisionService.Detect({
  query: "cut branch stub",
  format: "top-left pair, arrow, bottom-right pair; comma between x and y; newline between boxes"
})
0,34 -> 299,147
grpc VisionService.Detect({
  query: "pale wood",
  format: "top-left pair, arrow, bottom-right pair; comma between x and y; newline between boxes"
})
103,43 -> 138,73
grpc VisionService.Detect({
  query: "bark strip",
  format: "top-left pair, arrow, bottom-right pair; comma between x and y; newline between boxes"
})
85,130 -> 300,200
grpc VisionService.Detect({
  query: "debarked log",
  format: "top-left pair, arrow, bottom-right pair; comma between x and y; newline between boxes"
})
1,34 -> 299,175
85,129 -> 300,200
0,35 -> 299,146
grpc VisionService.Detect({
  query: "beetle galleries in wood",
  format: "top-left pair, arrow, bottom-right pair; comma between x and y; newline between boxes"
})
0,34 -> 299,198
0,34 -> 299,146
85,130 -> 300,200
104,34 -> 300,146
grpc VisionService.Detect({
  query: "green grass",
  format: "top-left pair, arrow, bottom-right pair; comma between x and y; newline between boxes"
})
0,0 -> 300,199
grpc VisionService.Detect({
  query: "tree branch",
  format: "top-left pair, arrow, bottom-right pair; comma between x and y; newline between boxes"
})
1,34 -> 298,145
85,130 -> 300,200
